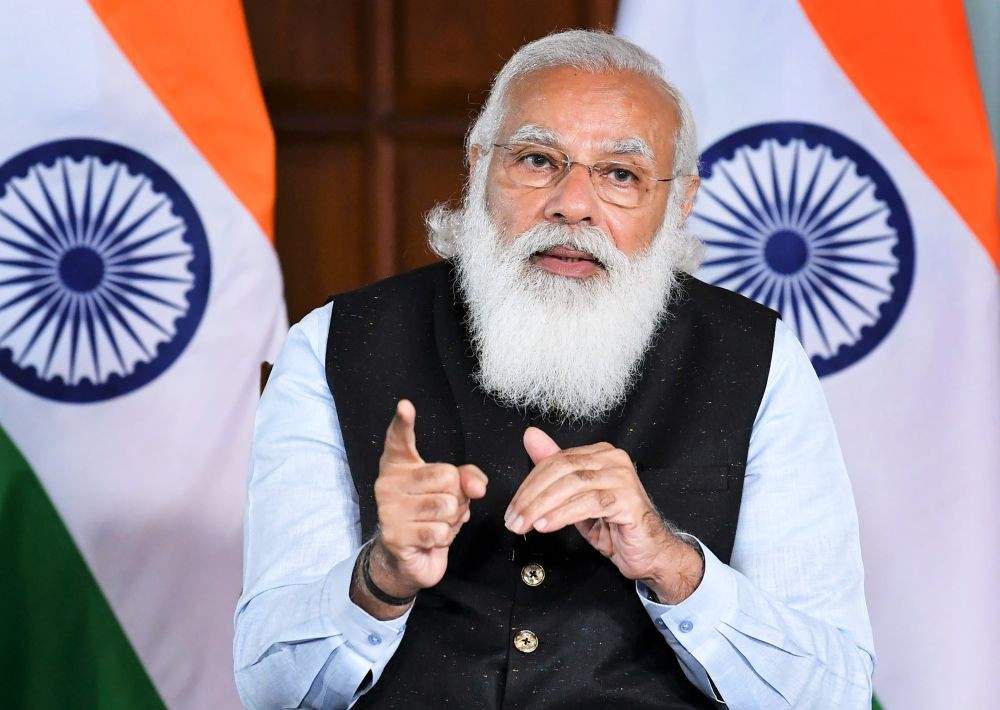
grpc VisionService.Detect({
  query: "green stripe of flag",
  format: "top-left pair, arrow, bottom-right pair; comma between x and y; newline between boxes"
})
0,425 -> 164,709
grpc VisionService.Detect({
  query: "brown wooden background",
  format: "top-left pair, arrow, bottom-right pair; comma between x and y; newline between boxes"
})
243,0 -> 618,323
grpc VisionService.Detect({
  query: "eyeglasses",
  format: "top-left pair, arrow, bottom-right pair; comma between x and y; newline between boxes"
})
491,141 -> 681,208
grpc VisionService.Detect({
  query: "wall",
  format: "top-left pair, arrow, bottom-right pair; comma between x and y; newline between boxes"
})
244,0 -> 618,322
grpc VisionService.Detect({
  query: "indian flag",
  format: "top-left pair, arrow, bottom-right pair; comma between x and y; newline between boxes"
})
0,1 -> 285,707
618,2 -> 999,708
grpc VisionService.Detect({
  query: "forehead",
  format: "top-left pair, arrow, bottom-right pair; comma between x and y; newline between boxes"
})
500,66 -> 680,161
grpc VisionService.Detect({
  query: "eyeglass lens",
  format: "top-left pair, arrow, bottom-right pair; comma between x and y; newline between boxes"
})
499,143 -> 656,208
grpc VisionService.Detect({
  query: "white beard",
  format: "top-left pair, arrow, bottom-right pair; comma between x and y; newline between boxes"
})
437,166 -> 701,424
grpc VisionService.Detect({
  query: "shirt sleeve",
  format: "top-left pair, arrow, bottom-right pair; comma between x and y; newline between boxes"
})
635,319 -> 876,709
233,303 -> 409,710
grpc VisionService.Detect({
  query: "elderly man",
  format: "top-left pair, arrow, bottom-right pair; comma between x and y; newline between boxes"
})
235,30 -> 874,709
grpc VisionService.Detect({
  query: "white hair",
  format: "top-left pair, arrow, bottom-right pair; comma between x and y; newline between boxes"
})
468,29 -> 697,174
428,29 -> 699,258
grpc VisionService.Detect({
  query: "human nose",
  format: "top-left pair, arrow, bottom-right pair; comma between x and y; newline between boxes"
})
543,162 -> 599,225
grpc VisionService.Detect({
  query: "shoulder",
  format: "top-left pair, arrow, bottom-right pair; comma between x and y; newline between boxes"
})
762,318 -> 826,411
274,303 -> 333,372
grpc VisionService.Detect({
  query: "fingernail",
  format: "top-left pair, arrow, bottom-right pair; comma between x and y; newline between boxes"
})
503,507 -> 511,523
534,517 -> 547,531
507,515 -> 523,533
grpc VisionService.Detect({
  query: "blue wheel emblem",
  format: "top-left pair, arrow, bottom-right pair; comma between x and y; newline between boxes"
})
694,122 -> 914,377
0,138 -> 210,402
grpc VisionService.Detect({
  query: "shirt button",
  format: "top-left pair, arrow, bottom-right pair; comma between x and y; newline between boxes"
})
679,620 -> 694,633
521,563 -> 546,587
367,632 -> 382,645
655,618 -> 667,630
513,629 -> 539,653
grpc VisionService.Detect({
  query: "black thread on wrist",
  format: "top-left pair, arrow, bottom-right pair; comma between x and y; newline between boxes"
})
361,542 -> 417,606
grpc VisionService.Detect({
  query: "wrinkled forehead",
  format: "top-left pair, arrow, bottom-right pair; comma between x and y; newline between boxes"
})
498,67 -> 680,163
506,124 -> 656,162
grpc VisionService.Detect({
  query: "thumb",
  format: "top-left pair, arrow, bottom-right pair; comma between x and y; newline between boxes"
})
523,427 -> 561,464
383,399 -> 423,464
458,464 -> 489,500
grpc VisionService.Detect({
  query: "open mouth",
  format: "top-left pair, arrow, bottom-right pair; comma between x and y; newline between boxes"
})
533,246 -> 603,265
530,245 -> 605,277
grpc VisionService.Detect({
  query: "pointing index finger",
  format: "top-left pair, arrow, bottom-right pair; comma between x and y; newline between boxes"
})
383,399 -> 423,464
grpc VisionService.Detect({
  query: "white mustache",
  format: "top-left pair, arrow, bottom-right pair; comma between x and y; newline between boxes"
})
507,223 -> 630,272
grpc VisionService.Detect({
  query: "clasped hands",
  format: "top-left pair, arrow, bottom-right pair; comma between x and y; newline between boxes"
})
352,400 -> 705,620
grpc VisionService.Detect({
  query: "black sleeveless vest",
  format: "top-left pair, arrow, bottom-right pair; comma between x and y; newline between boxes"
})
326,261 -> 776,709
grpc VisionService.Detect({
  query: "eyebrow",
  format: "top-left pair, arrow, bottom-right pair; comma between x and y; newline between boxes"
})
506,124 -> 562,146
505,126 -> 655,162
607,137 -> 655,161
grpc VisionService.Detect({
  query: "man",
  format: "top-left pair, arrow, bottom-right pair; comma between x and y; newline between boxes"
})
234,30 -> 875,709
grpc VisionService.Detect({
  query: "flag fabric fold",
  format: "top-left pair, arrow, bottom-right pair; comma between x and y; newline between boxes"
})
0,1 -> 285,707
617,2 -> 1000,708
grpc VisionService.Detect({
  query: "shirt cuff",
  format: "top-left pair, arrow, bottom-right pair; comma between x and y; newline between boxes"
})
635,537 -> 738,699
320,546 -> 413,691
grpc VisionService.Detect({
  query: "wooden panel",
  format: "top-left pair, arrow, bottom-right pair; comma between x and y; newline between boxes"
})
395,0 -> 618,114
244,0 -> 620,322
396,138 -> 469,272
244,0 -> 365,114
274,140 -> 369,320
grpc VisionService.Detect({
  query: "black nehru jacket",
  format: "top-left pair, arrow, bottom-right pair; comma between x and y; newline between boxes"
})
326,260 -> 777,709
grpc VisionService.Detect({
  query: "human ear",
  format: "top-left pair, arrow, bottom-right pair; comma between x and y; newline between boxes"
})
469,145 -> 483,171
680,176 -> 701,220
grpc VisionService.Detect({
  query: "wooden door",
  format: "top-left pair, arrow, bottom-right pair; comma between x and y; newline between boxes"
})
244,0 -> 618,322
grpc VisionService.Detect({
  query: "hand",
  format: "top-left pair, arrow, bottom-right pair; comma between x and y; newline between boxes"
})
365,400 -> 488,606
504,428 -> 703,604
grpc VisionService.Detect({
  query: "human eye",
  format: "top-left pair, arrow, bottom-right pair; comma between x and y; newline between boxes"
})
531,153 -> 554,167
514,147 -> 559,172
599,163 -> 642,187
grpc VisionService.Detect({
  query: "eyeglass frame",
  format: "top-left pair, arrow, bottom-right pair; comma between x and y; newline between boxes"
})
489,141 -> 684,208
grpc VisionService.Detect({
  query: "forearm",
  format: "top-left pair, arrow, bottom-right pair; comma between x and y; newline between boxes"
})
237,305 -> 411,706
642,320 -> 874,707
235,547 -> 409,709
640,542 -> 874,709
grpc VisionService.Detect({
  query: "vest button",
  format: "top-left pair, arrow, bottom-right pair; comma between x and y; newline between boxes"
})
521,562 -> 546,587
513,629 -> 539,654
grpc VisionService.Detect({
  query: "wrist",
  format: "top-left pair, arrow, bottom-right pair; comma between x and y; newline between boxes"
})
366,538 -> 420,601
349,539 -> 417,621
643,534 -> 705,605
